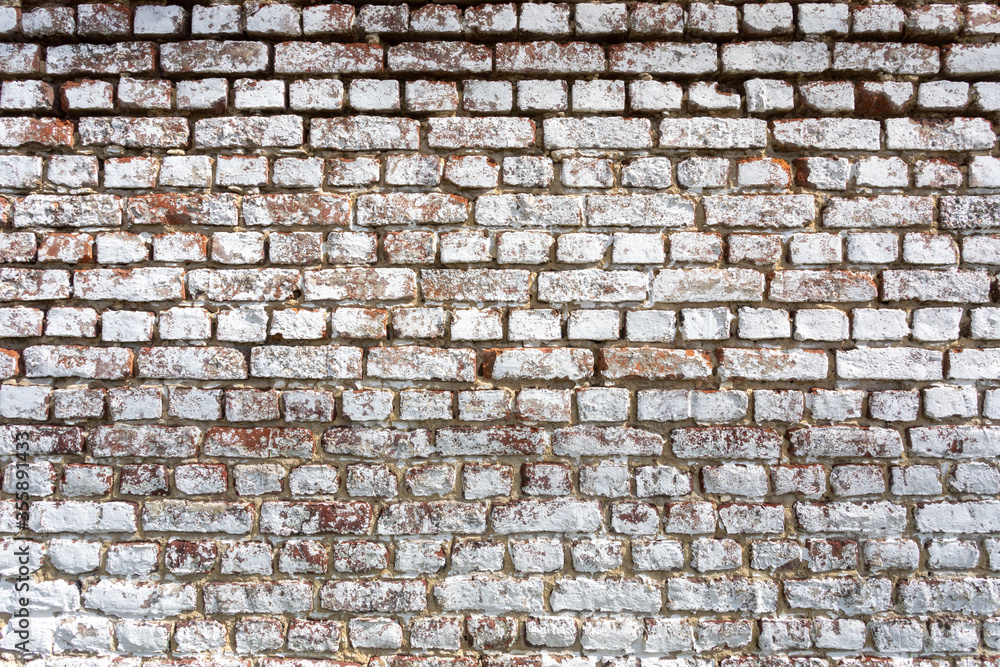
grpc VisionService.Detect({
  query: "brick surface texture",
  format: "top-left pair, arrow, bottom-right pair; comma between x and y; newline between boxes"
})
1,0 -> 1000,665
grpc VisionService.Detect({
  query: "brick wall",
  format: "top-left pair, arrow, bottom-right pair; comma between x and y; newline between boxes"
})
1,0 -> 1000,663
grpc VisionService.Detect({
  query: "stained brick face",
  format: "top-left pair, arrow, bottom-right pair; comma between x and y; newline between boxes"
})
2,0 -> 1000,663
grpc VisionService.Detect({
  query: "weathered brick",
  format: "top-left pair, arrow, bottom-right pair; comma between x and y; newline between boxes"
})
47,42 -> 157,75
836,348 -> 943,381
79,117 -> 189,148
886,118 -> 995,151
660,118 -> 767,149
128,194 -> 238,227
0,118 -> 74,148
834,42 -> 939,74
321,580 -> 426,612
261,501 -> 372,535
428,117 -> 534,149
143,501 -> 254,534
492,499 -> 602,534
484,348 -> 593,380
476,194 -> 583,227
377,501 -> 487,535
89,425 -> 200,458
15,195 -> 122,229
790,426 -> 904,458
188,269 -> 301,301
204,582 -> 313,614
599,348 -> 712,380
161,41 -> 269,74
30,501 -> 137,533
312,117 -> 420,150
588,194 -> 695,228
543,117 -> 652,149
389,42 -> 492,72
83,580 -> 195,618
496,41 -> 605,73
553,426 -> 663,456
722,42 -> 829,73
610,42 -> 717,74
436,427 -> 547,456
718,349 -> 829,381
882,269 -> 991,302
769,270 -> 876,302
24,345 -> 132,380
137,347 -> 247,380
823,196 -> 933,228
422,269 -> 531,302
773,119 -> 881,151
274,42 -> 383,74
251,346 -> 363,379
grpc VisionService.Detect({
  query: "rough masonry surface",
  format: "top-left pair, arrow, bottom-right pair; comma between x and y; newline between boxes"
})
0,0 -> 999,665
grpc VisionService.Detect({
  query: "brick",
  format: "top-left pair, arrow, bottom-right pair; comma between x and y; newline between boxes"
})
652,268 -> 765,303
588,194 -> 695,228
250,346 -> 362,380
357,193 -> 467,226
836,348 -> 943,381
322,580 -> 426,612
477,194 -> 582,227
161,41 -> 268,74
24,345 -> 132,380
195,116 -> 303,149
30,501 -> 137,535
422,269 -> 531,302
496,41 -> 605,74
537,269 -> 647,303
71,268 -> 183,302
824,196 -> 933,228
389,42 -> 491,73
368,347 -> 476,382
83,580 -> 196,618
945,43 -> 1000,75
551,577 -> 662,613
886,117 -> 995,151
660,118 -> 767,149
883,269 -> 991,302
188,269 -> 301,301
722,42 -> 829,73
770,270 -> 877,303
436,427 -> 547,456
834,42 -> 940,74
610,42 -> 717,74
0,118 -> 73,149
543,117 -> 652,149
15,194 -> 122,229
47,42 -> 156,75
554,426 -> 663,456
718,349 -> 829,382
599,347 -> 712,380
773,119 -> 881,151
704,195 -> 815,228
428,117 -> 534,148
492,498 -> 602,534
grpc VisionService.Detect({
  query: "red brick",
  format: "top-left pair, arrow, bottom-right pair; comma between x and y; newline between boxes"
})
46,42 -> 157,75
0,118 -> 74,148
204,427 -> 315,458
